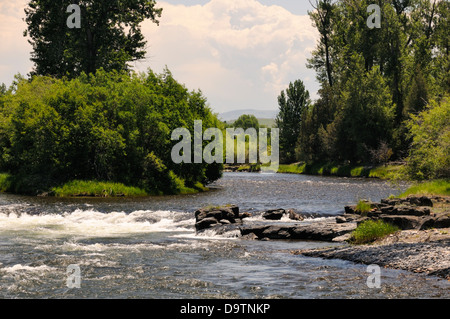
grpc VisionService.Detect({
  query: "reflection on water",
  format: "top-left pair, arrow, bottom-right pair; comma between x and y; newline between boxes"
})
0,172 -> 448,299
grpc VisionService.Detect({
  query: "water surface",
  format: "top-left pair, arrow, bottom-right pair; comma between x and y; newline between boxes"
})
0,173 -> 448,298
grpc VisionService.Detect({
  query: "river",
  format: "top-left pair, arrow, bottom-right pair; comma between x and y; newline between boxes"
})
0,172 -> 448,299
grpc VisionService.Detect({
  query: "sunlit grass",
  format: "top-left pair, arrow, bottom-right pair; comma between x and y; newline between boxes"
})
52,180 -> 148,197
400,179 -> 450,197
351,220 -> 399,244
355,199 -> 372,214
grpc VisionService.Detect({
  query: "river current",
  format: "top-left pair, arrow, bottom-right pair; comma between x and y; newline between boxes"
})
0,172 -> 448,298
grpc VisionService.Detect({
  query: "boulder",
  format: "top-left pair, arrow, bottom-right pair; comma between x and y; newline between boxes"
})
262,209 -> 286,220
195,205 -> 240,232
391,205 -> 431,216
345,206 -> 357,214
420,214 -> 450,230
240,221 -> 357,242
195,217 -> 220,231
407,196 -> 433,207
288,209 -> 304,221
335,216 -> 347,224
239,212 -> 252,219
379,215 -> 423,230
381,196 -> 434,207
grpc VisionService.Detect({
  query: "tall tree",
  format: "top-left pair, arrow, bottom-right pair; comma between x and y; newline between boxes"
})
307,0 -> 336,87
276,80 -> 310,163
24,0 -> 162,78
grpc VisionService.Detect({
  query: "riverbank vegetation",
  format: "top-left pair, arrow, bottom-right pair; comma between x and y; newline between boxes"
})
400,180 -> 450,198
276,162 -> 403,179
0,1 -> 225,197
0,69 -> 223,196
273,0 -> 449,184
351,220 -> 400,245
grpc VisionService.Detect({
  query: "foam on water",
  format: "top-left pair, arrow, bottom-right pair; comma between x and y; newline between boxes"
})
0,208 -> 195,238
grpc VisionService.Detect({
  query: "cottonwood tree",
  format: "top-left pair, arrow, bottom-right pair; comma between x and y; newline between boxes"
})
24,0 -> 162,78
276,80 -> 310,163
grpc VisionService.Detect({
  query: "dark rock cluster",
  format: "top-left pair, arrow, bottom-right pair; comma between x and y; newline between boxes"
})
194,195 -> 449,242
344,196 -> 450,230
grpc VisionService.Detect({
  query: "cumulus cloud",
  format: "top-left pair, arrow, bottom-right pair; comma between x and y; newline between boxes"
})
0,0 -> 319,113
0,0 -> 33,86
139,0 -> 319,112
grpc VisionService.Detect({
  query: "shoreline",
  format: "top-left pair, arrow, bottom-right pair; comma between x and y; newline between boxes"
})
225,162 -> 404,180
295,195 -> 450,280
295,228 -> 450,280
0,174 -> 210,198
195,194 -> 450,280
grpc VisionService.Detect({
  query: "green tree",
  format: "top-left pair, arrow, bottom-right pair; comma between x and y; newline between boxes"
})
233,114 -> 260,130
318,55 -> 395,164
405,95 -> 450,180
0,69 -> 223,195
307,0 -> 336,87
24,0 -> 162,78
276,80 -> 310,163
297,85 -> 337,163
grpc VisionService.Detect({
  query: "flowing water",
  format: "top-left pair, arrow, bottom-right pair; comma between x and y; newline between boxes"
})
0,172 -> 448,299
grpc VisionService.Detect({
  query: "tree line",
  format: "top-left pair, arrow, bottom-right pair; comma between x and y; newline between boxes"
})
276,0 -> 449,180
0,0 -> 225,195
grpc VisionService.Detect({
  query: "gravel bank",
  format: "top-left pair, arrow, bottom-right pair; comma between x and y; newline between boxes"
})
295,228 -> 450,279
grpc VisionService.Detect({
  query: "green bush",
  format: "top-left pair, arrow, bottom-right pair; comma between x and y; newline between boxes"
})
355,200 -> 372,214
351,220 -> 399,244
0,69 -> 224,195
0,173 -> 12,192
405,96 -> 449,180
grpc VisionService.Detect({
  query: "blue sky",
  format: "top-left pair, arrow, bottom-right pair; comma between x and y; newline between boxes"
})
0,0 -> 319,114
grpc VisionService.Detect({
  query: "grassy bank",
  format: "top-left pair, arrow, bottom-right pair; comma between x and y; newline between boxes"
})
0,173 -> 208,197
51,180 -> 148,197
399,179 -> 450,197
351,220 -> 400,245
276,162 -> 403,179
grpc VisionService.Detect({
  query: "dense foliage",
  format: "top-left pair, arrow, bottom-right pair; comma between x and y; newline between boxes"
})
279,0 -> 449,179
24,0 -> 162,78
0,69 -> 223,195
275,80 -> 310,163
405,97 -> 449,180
232,114 -> 260,130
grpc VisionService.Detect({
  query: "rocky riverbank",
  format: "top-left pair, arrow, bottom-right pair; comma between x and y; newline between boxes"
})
194,195 -> 450,279
298,196 -> 450,280
296,229 -> 450,279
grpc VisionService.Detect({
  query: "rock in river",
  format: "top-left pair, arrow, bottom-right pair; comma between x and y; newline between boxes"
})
195,205 -> 250,232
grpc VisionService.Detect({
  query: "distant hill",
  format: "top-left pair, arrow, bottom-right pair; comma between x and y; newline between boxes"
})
218,109 -> 277,122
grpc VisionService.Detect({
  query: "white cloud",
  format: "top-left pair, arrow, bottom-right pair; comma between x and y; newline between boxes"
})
139,0 -> 319,113
0,0 -> 33,86
0,0 -> 320,113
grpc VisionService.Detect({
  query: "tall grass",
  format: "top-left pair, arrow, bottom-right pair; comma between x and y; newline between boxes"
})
355,200 -> 372,214
276,163 -> 402,179
400,179 -> 450,197
52,180 -> 148,197
351,220 -> 399,244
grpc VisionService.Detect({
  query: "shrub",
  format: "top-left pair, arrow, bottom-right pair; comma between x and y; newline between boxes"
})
351,220 -> 399,244
405,96 -> 449,180
355,199 -> 372,214
0,69 -> 224,195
